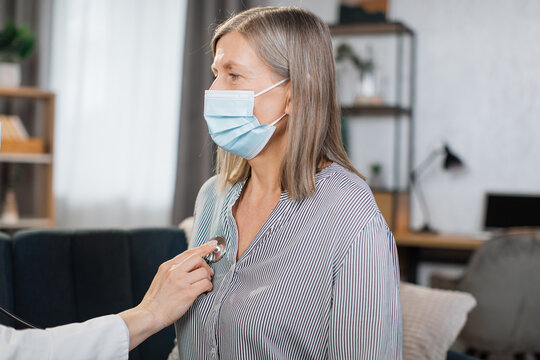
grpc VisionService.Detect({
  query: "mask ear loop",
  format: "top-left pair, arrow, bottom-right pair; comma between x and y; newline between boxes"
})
270,113 -> 287,126
254,78 -> 289,97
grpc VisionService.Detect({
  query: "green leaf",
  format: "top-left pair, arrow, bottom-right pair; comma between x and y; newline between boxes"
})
0,20 -> 35,61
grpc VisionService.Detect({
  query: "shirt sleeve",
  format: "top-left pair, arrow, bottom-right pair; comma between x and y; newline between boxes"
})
328,212 -> 403,359
0,314 -> 129,360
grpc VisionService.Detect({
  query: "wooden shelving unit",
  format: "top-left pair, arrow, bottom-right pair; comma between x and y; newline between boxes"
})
329,21 -> 414,36
331,22 -> 416,231
341,105 -> 411,117
0,217 -> 53,229
0,153 -> 53,164
0,86 -> 55,231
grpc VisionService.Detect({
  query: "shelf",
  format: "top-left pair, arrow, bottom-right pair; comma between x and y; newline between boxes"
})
394,232 -> 486,250
0,88 -> 56,230
341,105 -> 411,117
372,189 -> 407,194
0,86 -> 55,100
0,153 -> 53,164
0,217 -> 53,229
329,22 -> 414,36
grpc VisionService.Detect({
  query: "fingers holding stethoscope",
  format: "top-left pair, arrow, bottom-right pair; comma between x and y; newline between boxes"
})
172,250 -> 215,276
159,237 -> 225,295
167,240 -> 218,267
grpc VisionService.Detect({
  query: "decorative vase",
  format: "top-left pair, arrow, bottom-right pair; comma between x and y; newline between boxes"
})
336,58 -> 358,106
0,62 -> 21,87
1,188 -> 19,224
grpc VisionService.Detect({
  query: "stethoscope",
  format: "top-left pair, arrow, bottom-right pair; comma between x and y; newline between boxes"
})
204,236 -> 227,264
0,236 -> 228,330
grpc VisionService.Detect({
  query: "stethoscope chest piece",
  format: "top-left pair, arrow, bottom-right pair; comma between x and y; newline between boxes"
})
204,236 -> 227,264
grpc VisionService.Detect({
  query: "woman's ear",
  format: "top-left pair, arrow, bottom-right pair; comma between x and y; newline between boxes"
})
284,86 -> 291,114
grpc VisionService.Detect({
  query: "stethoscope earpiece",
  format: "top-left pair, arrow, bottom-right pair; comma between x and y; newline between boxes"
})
204,236 -> 227,264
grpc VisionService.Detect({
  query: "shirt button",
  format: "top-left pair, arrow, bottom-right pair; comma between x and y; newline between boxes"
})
210,348 -> 216,356
214,304 -> 220,311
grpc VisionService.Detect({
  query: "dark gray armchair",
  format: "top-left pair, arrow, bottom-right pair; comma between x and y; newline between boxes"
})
0,228 -> 187,360
431,230 -> 540,359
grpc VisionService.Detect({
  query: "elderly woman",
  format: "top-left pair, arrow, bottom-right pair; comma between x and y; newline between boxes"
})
170,6 -> 402,360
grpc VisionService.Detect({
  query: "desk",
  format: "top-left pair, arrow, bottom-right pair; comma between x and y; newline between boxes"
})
394,232 -> 486,283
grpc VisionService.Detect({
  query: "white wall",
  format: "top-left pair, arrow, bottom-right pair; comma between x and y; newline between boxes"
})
390,0 -> 540,233
254,0 -> 540,234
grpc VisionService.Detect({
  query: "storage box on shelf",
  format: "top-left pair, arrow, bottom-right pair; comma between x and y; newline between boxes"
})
0,87 -> 55,231
330,21 -> 416,231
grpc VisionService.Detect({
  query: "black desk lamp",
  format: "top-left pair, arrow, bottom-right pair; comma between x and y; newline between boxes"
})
410,143 -> 464,233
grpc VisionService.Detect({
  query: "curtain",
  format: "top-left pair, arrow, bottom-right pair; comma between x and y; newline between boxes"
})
171,0 -> 251,225
50,0 -> 187,228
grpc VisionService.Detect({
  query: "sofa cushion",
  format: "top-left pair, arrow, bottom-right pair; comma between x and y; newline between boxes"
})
130,228 -> 188,360
12,230 -> 79,328
401,281 -> 476,360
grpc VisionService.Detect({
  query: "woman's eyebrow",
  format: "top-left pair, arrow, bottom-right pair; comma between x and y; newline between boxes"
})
212,61 -> 253,75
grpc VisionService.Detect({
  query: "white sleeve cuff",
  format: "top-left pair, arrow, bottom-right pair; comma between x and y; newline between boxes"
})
47,314 -> 129,360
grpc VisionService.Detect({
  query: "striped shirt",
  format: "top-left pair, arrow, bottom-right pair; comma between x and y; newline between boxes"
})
170,162 -> 402,359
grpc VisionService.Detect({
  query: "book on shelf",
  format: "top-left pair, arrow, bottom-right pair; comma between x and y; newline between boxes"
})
0,114 -> 44,154
1,115 -> 29,140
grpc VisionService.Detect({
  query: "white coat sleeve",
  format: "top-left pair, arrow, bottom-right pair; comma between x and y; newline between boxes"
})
0,314 -> 129,360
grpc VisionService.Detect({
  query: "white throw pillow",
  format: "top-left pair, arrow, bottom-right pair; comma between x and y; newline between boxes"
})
178,216 -> 194,248
401,281 -> 476,360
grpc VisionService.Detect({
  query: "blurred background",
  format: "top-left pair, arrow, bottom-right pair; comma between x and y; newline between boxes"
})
0,0 -> 539,275
1,1 -> 539,358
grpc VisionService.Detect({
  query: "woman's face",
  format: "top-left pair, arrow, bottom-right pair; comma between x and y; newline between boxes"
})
210,31 -> 289,126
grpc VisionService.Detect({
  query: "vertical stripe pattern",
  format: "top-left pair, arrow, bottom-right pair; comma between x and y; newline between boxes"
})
171,163 -> 402,359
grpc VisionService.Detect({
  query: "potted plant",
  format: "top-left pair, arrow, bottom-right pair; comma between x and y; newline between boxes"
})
335,43 -> 376,105
0,20 -> 35,87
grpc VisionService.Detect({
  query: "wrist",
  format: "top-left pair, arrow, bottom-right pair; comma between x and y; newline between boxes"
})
119,306 -> 161,351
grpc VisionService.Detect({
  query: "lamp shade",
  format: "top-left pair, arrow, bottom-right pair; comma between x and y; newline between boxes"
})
443,144 -> 464,170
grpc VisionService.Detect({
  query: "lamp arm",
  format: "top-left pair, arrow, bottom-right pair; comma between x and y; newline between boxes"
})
411,178 -> 432,229
409,146 -> 445,233
410,147 -> 444,182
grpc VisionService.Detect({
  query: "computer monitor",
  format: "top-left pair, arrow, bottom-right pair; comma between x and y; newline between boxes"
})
484,193 -> 540,229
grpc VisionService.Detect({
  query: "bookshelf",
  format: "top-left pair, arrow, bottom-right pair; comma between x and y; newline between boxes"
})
0,86 -> 55,231
330,22 -> 416,232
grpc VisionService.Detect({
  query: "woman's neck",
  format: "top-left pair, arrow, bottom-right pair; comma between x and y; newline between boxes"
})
246,154 -> 282,199
244,126 -> 287,198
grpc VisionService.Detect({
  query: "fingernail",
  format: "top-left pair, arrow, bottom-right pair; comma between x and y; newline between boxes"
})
208,240 -> 218,248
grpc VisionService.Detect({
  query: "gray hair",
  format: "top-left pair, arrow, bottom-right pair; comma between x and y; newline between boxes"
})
212,6 -> 363,199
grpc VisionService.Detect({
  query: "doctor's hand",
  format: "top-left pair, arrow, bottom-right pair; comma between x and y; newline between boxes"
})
119,241 -> 217,350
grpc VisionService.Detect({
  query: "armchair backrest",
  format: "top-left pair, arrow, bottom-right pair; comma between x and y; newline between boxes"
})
457,231 -> 540,353
0,228 -> 187,360
0,232 -> 13,327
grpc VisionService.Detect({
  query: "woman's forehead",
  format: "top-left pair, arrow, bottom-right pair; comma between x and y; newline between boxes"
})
213,32 -> 266,74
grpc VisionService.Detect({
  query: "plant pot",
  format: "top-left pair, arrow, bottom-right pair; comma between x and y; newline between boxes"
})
0,62 -> 21,87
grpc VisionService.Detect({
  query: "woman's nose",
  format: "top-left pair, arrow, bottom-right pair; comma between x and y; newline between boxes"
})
209,77 -> 225,91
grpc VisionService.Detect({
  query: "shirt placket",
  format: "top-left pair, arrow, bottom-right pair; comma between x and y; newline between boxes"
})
204,184 -> 243,359
205,263 -> 237,358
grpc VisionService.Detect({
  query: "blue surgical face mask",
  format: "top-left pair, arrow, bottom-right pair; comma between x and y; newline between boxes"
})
204,78 -> 288,160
